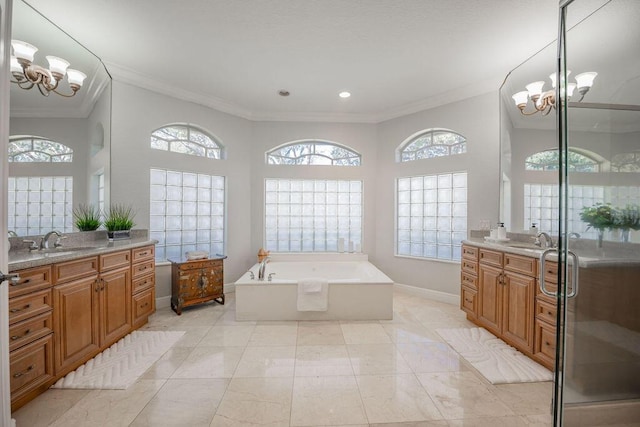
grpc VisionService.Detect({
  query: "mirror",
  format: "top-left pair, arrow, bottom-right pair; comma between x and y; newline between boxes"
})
499,0 -> 640,243
8,0 -> 111,236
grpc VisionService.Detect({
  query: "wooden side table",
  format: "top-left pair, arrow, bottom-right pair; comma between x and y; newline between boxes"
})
168,255 -> 226,315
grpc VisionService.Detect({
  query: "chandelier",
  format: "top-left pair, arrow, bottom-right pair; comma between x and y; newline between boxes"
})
10,40 -> 87,97
512,71 -> 597,115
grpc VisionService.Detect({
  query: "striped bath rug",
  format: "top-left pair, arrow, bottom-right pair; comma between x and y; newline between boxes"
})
51,330 -> 185,390
436,327 -> 553,384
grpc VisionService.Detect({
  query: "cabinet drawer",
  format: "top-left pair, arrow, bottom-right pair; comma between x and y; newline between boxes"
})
461,259 -> 478,275
9,311 -> 53,353
504,253 -> 537,276
133,287 -> 155,327
100,250 -> 131,272
536,298 -> 557,325
8,266 -> 53,298
9,289 -> 52,326
541,261 -> 558,284
10,334 -> 54,398
479,249 -> 503,267
460,285 -> 477,319
462,245 -> 478,261
132,260 -> 155,279
132,245 -> 155,263
54,256 -> 99,284
177,259 -> 221,271
132,272 -> 155,294
461,271 -> 477,289
537,281 -> 558,304
534,318 -> 557,368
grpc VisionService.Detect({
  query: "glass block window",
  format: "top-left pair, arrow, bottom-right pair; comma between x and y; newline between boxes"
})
8,176 -> 73,236
264,179 -> 362,252
97,173 -> 105,215
150,169 -> 225,261
150,124 -> 223,159
524,184 -> 640,239
8,137 -> 73,162
266,140 -> 361,166
398,129 -> 466,162
525,149 -> 599,172
612,152 -> 640,172
397,172 -> 467,261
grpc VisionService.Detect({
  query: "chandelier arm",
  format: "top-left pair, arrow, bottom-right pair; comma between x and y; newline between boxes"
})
51,88 -> 78,98
36,84 -> 51,97
519,108 -> 543,116
13,80 -> 35,90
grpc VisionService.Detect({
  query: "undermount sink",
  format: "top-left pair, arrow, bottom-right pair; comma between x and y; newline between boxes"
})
37,246 -> 95,254
504,242 -> 543,250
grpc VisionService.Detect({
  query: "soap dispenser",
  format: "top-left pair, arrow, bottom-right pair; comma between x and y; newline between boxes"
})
529,223 -> 538,235
497,222 -> 507,240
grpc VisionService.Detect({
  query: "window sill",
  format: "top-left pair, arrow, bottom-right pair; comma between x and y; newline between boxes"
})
394,254 -> 461,265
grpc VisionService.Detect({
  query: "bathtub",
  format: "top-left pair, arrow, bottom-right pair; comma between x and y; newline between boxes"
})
234,253 -> 393,321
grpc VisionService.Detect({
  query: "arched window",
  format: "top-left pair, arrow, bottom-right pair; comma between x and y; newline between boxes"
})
525,149 -> 600,172
9,136 -> 73,162
151,124 -> 223,159
611,152 -> 640,172
266,140 -> 361,166
397,128 -> 466,162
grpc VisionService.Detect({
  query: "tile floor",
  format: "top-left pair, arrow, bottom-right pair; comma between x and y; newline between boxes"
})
13,290 -> 554,426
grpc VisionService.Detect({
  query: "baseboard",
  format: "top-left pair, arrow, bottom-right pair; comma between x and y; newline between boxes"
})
155,283 -> 236,309
393,283 -> 459,305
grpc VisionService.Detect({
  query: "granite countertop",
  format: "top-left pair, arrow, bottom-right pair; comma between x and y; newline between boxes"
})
463,236 -> 640,268
9,235 -> 158,271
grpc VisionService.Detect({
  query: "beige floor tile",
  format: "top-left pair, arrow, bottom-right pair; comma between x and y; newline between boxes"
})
142,325 -> 212,347
234,345 -> 296,377
50,379 -> 166,427
11,389 -> 91,427
347,343 -> 413,375
170,304 -> 226,326
447,415 -> 531,426
417,371 -> 515,420
210,377 -> 293,426
198,325 -> 256,347
341,322 -> 393,344
290,375 -> 368,426
171,346 -> 244,378
297,321 -> 346,345
130,378 -> 228,427
523,413 -> 553,426
141,346 -> 194,379
382,323 -> 444,343
370,422 -> 448,427
397,342 -> 465,373
356,373 -> 444,423
492,381 -> 553,415
295,345 -> 354,376
248,324 -> 299,346
215,309 -> 257,326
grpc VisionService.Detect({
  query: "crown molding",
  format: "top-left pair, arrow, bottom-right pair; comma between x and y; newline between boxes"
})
104,60 -> 501,124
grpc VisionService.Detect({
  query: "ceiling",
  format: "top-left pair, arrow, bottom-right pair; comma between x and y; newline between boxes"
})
19,0 -> 563,123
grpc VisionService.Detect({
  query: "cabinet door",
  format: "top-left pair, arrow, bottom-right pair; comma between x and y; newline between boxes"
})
99,266 -> 132,347
53,275 -> 100,375
477,264 -> 503,337
502,271 -> 535,352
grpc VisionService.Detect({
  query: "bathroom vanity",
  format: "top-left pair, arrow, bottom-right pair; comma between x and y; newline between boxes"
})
7,235 -> 156,411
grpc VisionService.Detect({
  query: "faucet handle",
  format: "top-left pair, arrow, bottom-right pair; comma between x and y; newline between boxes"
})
268,273 -> 276,282
22,239 -> 39,251
53,235 -> 67,248
248,270 -> 255,280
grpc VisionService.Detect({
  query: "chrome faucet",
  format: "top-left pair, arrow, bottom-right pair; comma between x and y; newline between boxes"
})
568,232 -> 581,239
258,256 -> 270,280
41,230 -> 64,250
534,231 -> 554,248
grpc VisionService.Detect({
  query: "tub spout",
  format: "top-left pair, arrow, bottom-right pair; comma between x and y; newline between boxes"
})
258,256 -> 270,280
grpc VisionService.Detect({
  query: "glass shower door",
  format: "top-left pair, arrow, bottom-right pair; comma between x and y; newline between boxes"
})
555,0 -> 640,425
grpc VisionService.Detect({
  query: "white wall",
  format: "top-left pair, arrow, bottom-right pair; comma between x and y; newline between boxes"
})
109,84 -> 501,300
374,92 -> 500,295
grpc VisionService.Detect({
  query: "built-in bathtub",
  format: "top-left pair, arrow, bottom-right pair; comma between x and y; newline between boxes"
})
234,253 -> 393,320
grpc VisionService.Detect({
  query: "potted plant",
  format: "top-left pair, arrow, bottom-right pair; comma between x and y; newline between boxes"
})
73,203 -> 102,231
579,203 -> 617,247
613,204 -> 640,242
103,203 -> 136,240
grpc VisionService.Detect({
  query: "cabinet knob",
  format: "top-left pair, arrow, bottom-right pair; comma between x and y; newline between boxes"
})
13,364 -> 35,378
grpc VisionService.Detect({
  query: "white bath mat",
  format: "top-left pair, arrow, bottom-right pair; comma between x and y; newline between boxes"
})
51,330 -> 185,390
436,327 -> 553,384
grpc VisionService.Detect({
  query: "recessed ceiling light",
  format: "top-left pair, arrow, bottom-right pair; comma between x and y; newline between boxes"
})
339,91 -> 351,98
278,90 -> 290,97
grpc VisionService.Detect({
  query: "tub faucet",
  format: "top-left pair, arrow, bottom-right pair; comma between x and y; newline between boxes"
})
258,256 -> 270,280
41,230 -> 64,250
534,231 -> 554,248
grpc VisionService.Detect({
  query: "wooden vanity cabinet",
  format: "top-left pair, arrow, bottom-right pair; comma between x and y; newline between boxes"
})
7,265 -> 55,411
533,260 -> 558,370
131,245 -> 156,328
468,245 -> 537,355
460,245 -> 479,320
